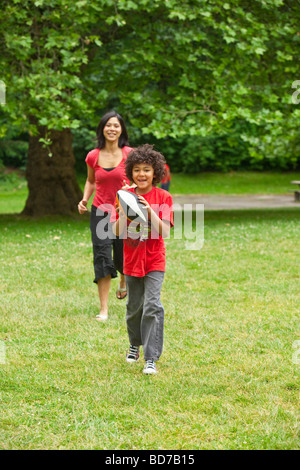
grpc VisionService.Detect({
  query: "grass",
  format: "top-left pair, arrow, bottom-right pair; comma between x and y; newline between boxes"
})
0,205 -> 299,449
0,171 -> 28,214
0,171 -> 299,449
169,171 -> 300,195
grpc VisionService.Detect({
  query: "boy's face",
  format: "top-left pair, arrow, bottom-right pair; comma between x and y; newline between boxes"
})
132,163 -> 155,192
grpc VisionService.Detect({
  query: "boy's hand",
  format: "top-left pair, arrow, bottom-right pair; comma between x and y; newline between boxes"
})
137,195 -> 151,215
122,180 -> 137,190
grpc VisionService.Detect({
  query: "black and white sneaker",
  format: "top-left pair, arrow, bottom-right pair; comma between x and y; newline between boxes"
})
143,359 -> 157,375
126,345 -> 140,363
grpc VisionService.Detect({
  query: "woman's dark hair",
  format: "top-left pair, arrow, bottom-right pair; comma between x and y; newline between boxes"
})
96,110 -> 129,149
125,144 -> 166,186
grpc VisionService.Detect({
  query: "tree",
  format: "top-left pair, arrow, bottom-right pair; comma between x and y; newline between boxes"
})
0,0 -> 114,215
0,0 -> 299,216
96,0 -> 300,168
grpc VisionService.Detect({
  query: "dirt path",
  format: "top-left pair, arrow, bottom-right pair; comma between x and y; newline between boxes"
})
172,194 -> 300,210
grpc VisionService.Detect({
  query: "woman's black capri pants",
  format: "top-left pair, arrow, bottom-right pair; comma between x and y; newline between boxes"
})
90,205 -> 124,284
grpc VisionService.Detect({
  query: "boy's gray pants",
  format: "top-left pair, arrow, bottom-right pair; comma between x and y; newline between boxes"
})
125,271 -> 165,362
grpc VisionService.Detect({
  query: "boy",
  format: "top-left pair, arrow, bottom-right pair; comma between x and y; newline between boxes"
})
112,144 -> 174,375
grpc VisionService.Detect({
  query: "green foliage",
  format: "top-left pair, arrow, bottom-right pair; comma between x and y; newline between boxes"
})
0,126 -> 28,169
0,0 -> 300,170
0,0 -> 109,133
90,0 -> 300,167
72,126 -> 97,173
150,125 -> 300,173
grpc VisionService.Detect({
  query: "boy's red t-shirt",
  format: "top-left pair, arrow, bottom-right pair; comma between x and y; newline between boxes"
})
85,146 -> 133,212
111,187 -> 174,277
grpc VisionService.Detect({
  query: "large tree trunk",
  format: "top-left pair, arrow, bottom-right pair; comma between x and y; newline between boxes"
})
22,127 -> 83,216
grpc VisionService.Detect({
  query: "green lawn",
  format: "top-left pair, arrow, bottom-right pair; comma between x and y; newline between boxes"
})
0,172 -> 28,214
0,206 -> 299,449
169,171 -> 300,195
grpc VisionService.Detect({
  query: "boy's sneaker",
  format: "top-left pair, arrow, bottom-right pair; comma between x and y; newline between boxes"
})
143,359 -> 157,375
126,345 -> 140,363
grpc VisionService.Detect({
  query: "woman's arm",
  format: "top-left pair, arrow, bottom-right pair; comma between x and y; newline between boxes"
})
112,205 -> 127,236
78,165 -> 96,214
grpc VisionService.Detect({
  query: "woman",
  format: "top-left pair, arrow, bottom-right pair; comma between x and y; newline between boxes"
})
78,111 -> 134,321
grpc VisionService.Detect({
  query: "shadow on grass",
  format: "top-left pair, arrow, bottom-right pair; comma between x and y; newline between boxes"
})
0,212 -> 90,225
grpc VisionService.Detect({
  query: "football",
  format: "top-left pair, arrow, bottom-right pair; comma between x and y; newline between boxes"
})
116,190 -> 148,223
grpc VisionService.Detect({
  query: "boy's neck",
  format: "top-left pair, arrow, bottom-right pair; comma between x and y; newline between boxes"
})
135,185 -> 153,195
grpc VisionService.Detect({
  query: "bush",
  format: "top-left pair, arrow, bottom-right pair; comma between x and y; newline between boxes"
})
0,128 -> 28,169
2,120 -> 300,174
140,120 -> 300,173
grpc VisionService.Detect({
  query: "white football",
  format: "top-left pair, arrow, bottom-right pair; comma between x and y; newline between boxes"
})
116,190 -> 148,223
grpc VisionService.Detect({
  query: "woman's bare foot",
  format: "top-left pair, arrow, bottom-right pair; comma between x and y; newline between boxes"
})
96,309 -> 108,321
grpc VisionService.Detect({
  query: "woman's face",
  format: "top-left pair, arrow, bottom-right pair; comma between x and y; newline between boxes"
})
103,117 -> 122,143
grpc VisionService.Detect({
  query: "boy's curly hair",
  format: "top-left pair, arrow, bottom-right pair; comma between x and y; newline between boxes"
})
125,144 -> 166,185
